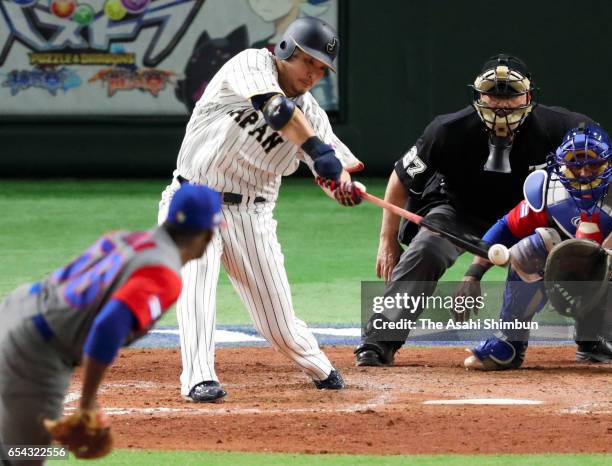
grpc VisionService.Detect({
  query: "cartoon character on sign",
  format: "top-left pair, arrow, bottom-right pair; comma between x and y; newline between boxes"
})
247,0 -> 336,109
174,25 -> 248,112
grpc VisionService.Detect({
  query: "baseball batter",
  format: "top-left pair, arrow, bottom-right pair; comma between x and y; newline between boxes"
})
0,184 -> 221,463
158,17 -> 363,402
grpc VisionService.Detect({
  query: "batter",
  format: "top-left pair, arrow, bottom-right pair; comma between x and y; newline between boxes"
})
158,17 -> 363,401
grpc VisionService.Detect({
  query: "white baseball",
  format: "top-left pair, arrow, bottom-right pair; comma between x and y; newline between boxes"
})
488,244 -> 510,266
353,181 -> 366,193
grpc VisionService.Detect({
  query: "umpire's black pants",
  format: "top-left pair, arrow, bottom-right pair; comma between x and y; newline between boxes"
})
359,204 -> 483,357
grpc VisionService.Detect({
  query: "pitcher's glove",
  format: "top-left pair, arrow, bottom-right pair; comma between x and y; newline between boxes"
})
333,181 -> 364,207
44,409 -> 113,459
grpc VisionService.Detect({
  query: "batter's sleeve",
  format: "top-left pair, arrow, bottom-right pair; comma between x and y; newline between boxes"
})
298,96 -> 364,174
394,119 -> 441,197
111,265 -> 182,332
226,49 -> 284,100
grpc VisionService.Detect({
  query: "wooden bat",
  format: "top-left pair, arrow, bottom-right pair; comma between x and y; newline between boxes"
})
354,183 -> 493,260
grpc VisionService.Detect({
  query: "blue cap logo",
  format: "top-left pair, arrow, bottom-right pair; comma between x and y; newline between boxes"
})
167,184 -> 222,230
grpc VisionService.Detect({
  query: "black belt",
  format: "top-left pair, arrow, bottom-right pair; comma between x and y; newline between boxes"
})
176,175 -> 266,204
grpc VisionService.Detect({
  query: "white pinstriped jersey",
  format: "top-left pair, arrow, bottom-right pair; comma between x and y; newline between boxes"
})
173,48 -> 362,201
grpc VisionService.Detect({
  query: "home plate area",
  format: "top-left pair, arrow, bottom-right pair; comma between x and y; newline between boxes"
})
66,345 -> 612,455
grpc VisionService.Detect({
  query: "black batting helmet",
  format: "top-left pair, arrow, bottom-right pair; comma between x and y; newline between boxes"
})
274,17 -> 339,72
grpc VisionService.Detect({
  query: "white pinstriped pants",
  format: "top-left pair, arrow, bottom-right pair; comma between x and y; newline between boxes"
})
159,182 -> 334,395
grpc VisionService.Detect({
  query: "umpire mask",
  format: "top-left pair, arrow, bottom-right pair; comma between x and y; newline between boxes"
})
471,54 -> 535,173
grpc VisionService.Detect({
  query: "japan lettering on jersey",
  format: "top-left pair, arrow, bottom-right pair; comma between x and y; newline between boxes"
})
40,229 -> 182,362
174,48 -> 362,201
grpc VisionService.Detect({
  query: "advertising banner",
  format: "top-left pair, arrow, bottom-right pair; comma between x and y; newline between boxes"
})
0,0 -> 339,115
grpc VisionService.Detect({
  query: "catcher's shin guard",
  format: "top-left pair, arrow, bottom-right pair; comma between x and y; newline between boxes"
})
464,336 -> 527,370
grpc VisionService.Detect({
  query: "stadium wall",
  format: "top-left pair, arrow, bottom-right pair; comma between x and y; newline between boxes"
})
1,0 -> 609,177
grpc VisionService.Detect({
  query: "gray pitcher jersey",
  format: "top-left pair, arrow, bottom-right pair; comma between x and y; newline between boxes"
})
173,48 -> 362,201
32,227 -> 182,364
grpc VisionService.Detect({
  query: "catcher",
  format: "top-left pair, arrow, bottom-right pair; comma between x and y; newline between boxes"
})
0,184 -> 221,463
457,124 -> 612,370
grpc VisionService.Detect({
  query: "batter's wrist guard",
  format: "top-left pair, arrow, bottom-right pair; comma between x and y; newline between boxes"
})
303,136 -> 342,184
465,263 -> 487,280
301,136 -> 332,160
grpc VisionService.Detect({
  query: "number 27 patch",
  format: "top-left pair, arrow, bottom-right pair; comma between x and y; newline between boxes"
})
402,145 -> 427,178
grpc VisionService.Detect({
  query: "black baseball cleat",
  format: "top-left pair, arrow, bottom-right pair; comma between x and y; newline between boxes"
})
313,370 -> 345,390
576,337 -> 612,363
355,349 -> 384,367
354,342 -> 396,367
187,381 -> 227,402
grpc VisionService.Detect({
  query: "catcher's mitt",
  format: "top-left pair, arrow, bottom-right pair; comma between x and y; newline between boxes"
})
544,239 -> 611,319
44,409 -> 113,459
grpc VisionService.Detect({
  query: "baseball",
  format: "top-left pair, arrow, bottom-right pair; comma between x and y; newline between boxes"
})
353,181 -> 366,194
488,243 -> 510,266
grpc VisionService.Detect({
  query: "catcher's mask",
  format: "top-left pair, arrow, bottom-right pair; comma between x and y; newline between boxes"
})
550,124 -> 612,214
544,239 -> 611,319
471,54 -> 536,173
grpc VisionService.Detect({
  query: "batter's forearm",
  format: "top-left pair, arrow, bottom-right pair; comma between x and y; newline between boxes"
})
380,171 -> 408,240
279,108 -> 315,147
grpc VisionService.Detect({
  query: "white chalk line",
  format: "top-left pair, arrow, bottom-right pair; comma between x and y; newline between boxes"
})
423,398 -> 543,406
560,401 -> 612,415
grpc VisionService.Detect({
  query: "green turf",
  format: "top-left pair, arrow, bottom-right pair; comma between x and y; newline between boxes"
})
0,178 -> 509,326
47,450 -> 611,466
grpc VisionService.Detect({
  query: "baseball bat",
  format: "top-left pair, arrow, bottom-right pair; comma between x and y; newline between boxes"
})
354,183 -> 494,261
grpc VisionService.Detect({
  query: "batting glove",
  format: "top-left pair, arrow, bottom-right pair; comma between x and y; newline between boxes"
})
333,181 -> 363,207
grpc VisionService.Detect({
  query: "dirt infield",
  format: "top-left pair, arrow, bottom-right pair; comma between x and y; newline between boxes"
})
67,346 -> 612,455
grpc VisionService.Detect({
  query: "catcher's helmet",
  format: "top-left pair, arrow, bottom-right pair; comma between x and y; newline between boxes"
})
551,124 -> 612,212
471,54 -> 536,137
274,17 -> 339,72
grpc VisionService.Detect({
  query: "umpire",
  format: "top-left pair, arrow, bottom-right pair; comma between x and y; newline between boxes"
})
355,54 -> 594,366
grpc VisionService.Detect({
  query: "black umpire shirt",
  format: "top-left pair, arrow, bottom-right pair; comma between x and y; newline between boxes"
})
394,104 -> 594,244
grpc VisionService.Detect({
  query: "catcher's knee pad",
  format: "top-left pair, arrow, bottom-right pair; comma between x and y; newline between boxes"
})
508,228 -> 561,283
464,336 -> 527,371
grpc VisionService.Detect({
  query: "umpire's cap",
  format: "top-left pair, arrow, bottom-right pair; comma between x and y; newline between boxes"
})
167,184 -> 222,230
275,17 -> 339,72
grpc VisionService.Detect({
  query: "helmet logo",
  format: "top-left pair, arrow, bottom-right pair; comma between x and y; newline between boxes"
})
326,37 -> 338,54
